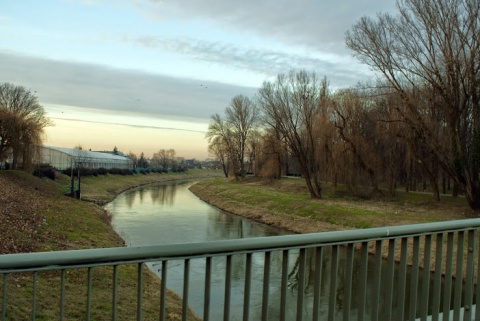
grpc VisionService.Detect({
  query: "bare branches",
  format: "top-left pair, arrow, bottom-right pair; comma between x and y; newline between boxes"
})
258,70 -> 328,198
346,0 -> 480,211
206,95 -> 259,179
0,83 -> 51,170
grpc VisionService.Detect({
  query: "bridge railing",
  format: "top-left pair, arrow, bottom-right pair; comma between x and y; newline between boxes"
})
1,219 -> 480,321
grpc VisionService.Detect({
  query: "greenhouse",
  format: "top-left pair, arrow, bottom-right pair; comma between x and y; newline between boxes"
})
38,146 -> 134,170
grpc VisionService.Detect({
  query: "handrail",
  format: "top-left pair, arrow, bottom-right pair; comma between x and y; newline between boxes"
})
1,218 -> 479,272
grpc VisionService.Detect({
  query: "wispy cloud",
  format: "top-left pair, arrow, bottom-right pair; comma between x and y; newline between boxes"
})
130,37 -> 371,87
51,117 -> 207,133
0,51 -> 257,121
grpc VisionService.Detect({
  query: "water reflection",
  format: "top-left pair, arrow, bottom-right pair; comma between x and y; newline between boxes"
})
107,180 -> 455,320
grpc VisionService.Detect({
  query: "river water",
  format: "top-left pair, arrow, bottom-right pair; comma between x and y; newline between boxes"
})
105,179 -> 447,320
106,180 -> 300,320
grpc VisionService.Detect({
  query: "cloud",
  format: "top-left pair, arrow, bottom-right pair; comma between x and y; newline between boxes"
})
130,37 -> 372,87
51,117 -> 207,133
143,0 -> 397,52
0,51 -> 257,121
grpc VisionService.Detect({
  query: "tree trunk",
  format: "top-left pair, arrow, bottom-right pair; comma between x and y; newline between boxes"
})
452,182 -> 459,197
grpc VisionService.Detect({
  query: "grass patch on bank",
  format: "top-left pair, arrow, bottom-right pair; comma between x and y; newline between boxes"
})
0,170 -> 214,320
191,177 -> 470,232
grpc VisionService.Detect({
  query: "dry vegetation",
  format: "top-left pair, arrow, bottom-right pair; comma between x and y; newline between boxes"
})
0,170 -> 209,320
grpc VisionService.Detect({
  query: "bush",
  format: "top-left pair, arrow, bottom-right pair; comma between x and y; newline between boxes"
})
62,167 -> 135,176
33,166 -> 56,180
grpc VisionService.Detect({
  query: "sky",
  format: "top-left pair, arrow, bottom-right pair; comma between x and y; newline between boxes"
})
0,0 -> 397,160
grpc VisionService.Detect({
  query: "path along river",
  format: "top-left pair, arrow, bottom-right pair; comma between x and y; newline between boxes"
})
105,179 -> 446,320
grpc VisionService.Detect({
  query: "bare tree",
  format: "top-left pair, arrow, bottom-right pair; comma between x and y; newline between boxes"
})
225,95 -> 259,178
206,113 -> 237,177
255,129 -> 287,179
151,149 -> 176,171
207,97 -> 258,179
208,135 -> 230,177
258,70 -> 328,198
332,89 -> 383,196
346,0 -> 480,212
0,83 -> 51,169
127,151 -> 138,169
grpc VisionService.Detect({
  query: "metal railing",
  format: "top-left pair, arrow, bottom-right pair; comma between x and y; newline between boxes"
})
1,219 -> 480,320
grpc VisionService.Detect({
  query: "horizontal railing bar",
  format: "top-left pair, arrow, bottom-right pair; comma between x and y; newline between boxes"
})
1,219 -> 480,273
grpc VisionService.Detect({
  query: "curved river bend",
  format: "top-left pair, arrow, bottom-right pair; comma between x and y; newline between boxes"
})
106,180 -> 296,320
106,180 -> 443,321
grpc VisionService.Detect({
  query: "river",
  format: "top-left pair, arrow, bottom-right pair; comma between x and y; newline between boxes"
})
105,179 -> 451,320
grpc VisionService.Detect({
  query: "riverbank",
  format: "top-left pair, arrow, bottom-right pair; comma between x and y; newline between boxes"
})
189,176 -> 470,232
0,169 -> 218,320
189,177 -> 475,275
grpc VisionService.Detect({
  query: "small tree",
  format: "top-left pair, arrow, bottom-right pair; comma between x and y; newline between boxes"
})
0,83 -> 51,170
137,152 -> 149,169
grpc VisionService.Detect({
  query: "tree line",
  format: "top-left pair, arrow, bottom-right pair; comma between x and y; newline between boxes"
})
127,149 -> 187,172
207,0 -> 480,213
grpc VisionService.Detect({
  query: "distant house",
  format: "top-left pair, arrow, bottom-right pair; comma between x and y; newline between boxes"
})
37,145 -> 134,170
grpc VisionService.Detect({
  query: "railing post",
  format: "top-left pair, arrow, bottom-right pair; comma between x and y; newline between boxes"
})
312,247 -> 324,321
384,239 -> 396,321
431,234 -> 444,321
357,242 -> 369,321
137,263 -> 143,321
261,251 -> 271,321
2,274 -> 7,321
443,232 -> 454,321
328,245 -> 339,321
182,259 -> 190,321
453,231 -> 464,321
224,255 -> 232,321
397,238 -> 408,321
420,234 -> 432,320
86,267 -> 92,321
160,261 -> 168,321
296,248 -> 306,321
112,265 -> 118,321
32,272 -> 37,321
371,240 -> 383,321
243,253 -> 252,321
60,269 -> 66,321
463,230 -> 476,321
343,243 -> 354,321
204,257 -> 212,321
409,236 -> 420,321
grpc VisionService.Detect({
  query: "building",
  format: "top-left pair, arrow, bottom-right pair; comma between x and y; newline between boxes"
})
38,145 -> 133,170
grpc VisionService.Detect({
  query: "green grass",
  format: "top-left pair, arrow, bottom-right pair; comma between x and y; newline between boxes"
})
191,177 -> 471,231
0,170 -> 214,320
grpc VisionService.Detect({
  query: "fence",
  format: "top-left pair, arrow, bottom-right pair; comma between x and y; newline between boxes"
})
1,219 -> 480,320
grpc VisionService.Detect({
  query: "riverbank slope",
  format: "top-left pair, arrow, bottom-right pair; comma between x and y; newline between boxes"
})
189,177 -> 470,233
0,170 -> 217,320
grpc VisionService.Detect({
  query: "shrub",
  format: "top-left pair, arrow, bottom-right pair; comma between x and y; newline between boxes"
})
33,166 -> 56,180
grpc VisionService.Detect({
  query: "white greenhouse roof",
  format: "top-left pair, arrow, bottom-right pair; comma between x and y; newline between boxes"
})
43,146 -> 132,162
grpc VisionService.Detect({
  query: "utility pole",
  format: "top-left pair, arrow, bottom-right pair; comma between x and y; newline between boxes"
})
70,159 -> 74,197
76,163 -> 81,199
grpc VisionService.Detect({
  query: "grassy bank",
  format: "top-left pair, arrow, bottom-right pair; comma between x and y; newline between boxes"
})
190,177 -> 476,275
189,176 -> 470,234
0,170 -> 219,320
